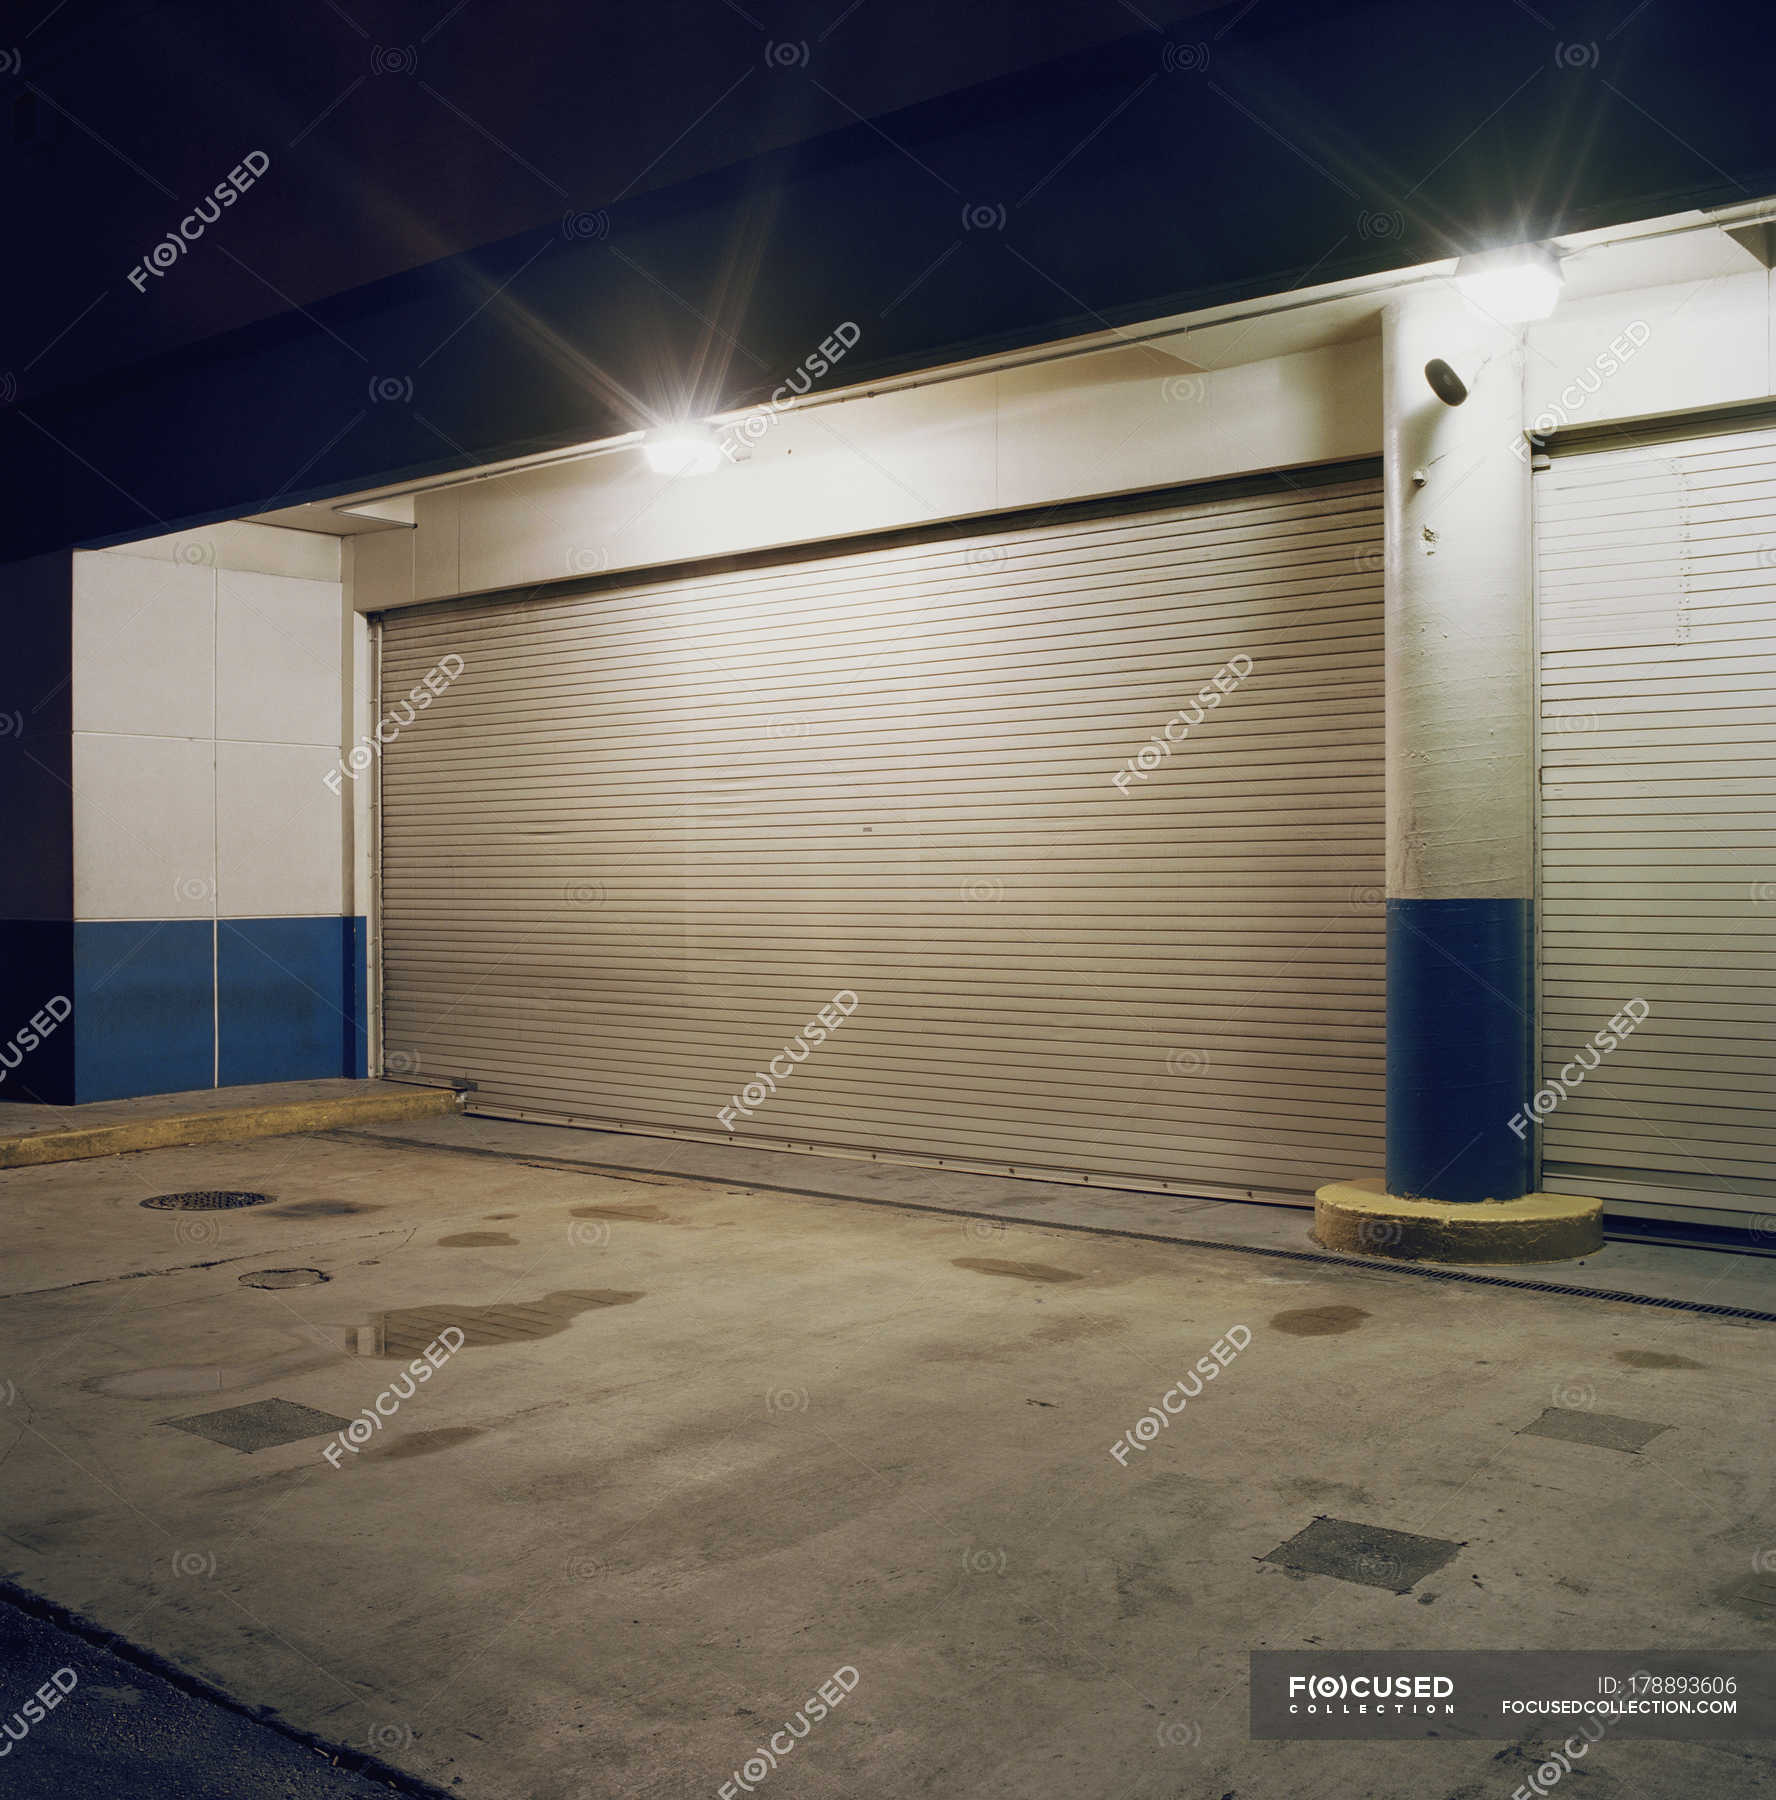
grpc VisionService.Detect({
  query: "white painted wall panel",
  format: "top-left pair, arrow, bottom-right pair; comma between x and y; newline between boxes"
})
217,741 -> 346,918
72,732 -> 215,920
406,340 -> 1381,607
1525,272 -> 1770,434
217,570 -> 344,746
72,543 -> 349,927
72,553 -> 214,740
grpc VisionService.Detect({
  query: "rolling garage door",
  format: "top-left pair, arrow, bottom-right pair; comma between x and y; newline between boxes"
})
1537,421 -> 1776,1220
378,469 -> 1384,1202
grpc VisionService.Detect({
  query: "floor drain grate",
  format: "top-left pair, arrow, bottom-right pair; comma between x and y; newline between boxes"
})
141,1191 -> 276,1211
239,1268 -> 328,1289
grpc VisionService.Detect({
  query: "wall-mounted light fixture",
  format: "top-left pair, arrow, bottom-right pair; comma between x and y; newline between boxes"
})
1452,243 -> 1564,323
1423,357 -> 1469,406
644,422 -> 724,476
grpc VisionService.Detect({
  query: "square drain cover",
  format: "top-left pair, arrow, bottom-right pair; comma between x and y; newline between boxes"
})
164,1398 -> 353,1453
1262,1517 -> 1461,1593
1520,1407 -> 1670,1453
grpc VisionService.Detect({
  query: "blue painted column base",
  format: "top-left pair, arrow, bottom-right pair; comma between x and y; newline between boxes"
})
1386,897 -> 1534,1204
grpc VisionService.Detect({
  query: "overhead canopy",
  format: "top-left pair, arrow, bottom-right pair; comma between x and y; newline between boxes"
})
4,0 -> 1774,560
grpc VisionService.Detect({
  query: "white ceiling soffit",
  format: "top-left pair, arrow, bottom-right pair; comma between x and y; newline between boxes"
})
242,494 -> 416,536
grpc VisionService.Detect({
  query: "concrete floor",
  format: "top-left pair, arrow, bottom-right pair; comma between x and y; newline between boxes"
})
2,1118 -> 1774,1799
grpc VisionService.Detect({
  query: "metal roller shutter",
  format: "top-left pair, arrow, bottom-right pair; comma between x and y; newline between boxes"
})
378,469 -> 1384,1202
1537,420 -> 1776,1219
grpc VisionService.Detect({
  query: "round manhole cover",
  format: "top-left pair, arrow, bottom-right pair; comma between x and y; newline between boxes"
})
239,1268 -> 328,1289
141,1191 -> 276,1211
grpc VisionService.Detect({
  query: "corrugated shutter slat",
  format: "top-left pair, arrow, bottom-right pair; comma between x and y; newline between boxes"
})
1538,425 -> 1776,1215
380,474 -> 1385,1200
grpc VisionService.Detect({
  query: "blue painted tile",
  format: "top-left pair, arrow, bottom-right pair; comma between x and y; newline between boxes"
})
218,917 -> 364,1086
73,920 -> 214,1102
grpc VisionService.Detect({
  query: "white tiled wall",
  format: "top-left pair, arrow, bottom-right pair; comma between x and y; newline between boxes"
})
72,543 -> 349,924
71,731 -> 216,920
71,554 -> 215,739
217,740 -> 347,917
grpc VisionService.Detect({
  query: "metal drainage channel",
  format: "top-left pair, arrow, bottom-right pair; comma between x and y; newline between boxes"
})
322,1131 -> 1776,1326
1146,1235 -> 1776,1325
141,1191 -> 276,1210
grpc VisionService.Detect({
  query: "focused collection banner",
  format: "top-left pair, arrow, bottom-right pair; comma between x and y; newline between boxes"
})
1250,1652 -> 1776,1740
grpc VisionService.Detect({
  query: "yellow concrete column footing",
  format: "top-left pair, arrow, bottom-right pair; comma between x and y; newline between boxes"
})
1314,1176 -> 1604,1265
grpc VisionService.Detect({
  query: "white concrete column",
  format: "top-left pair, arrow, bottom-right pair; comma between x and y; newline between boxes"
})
1381,284 -> 1536,1203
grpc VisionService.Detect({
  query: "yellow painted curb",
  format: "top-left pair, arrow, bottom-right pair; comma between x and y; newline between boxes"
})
0,1087 -> 462,1170
1313,1176 -> 1604,1265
